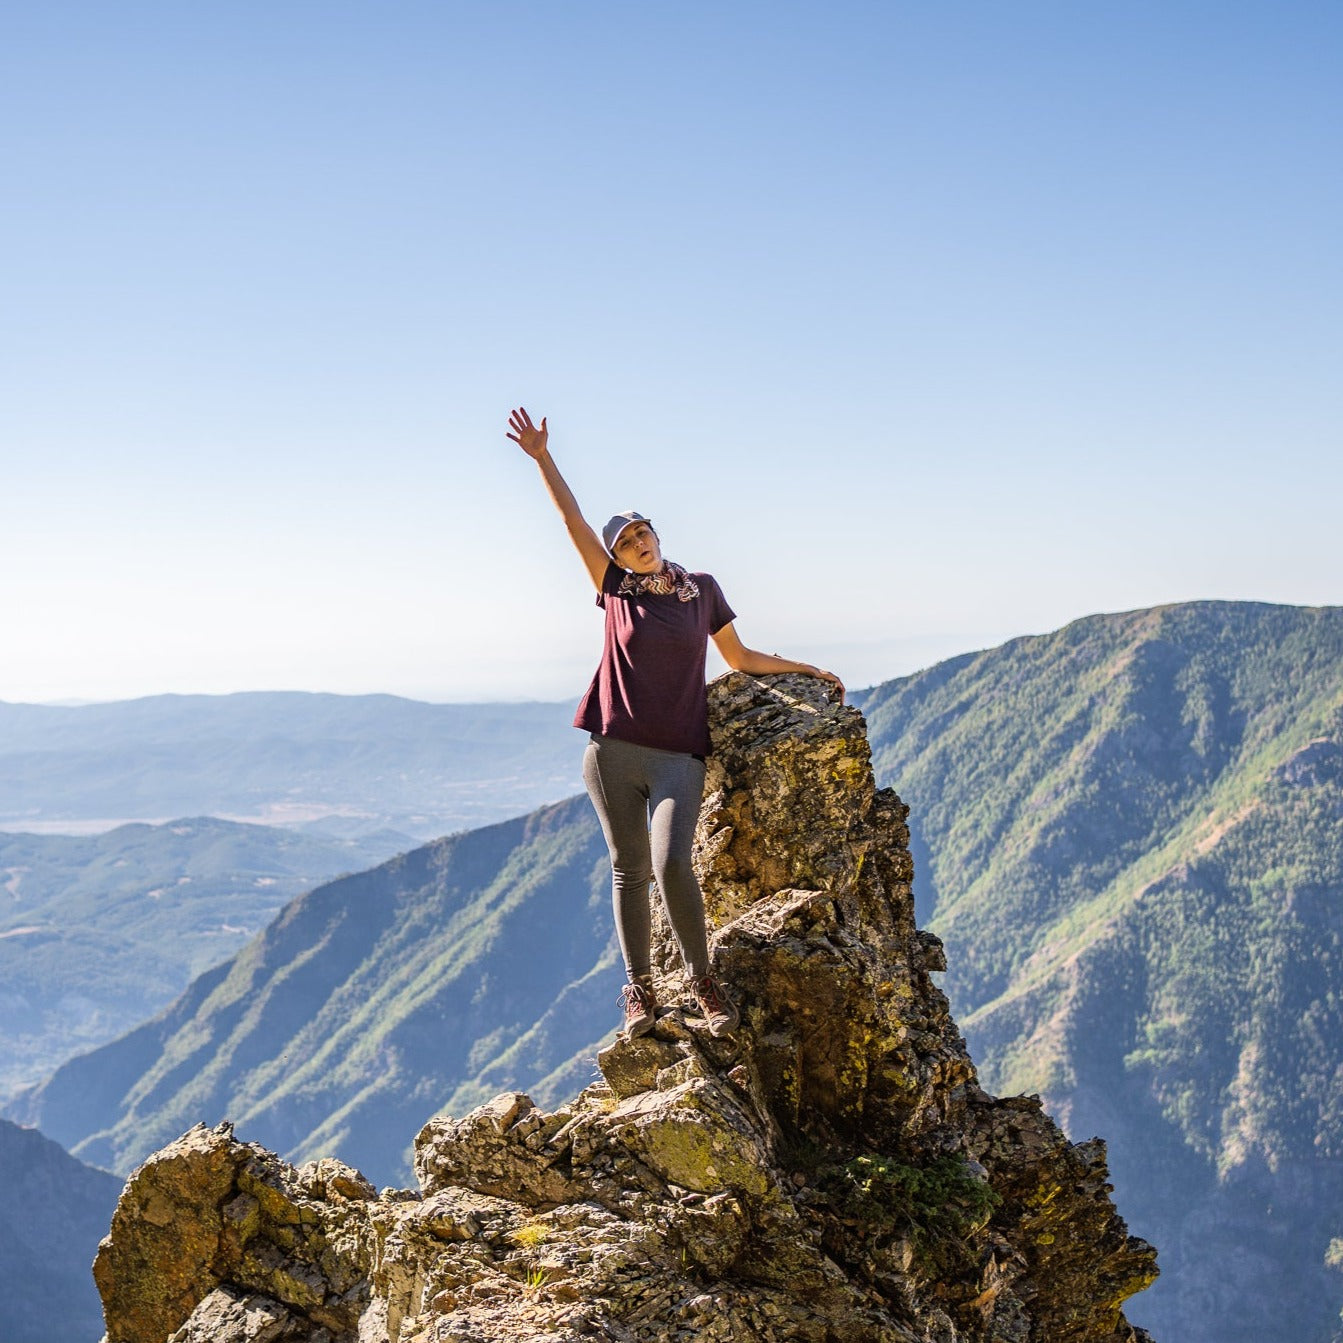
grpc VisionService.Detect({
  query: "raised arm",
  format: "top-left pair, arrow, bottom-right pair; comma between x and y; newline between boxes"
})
711,622 -> 845,703
506,407 -> 610,592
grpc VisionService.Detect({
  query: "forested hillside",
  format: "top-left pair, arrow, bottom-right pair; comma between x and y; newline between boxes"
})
857,600 -> 1343,1343
0,817 -> 409,1098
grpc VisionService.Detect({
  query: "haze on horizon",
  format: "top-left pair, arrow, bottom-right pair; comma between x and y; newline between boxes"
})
4,2 -> 1340,706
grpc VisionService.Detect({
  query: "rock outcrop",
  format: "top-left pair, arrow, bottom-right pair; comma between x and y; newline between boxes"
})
94,674 -> 1158,1342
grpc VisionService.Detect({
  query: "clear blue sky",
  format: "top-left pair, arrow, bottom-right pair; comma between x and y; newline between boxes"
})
3,1 -> 1340,703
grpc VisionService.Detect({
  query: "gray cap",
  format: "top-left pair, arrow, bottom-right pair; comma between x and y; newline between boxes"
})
601,511 -> 652,558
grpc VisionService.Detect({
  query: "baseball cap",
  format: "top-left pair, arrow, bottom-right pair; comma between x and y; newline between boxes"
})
601,511 -> 652,558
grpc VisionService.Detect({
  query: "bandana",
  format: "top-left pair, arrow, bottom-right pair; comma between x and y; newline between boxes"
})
618,560 -> 700,603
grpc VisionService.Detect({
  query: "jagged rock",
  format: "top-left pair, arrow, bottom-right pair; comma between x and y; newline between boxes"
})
93,1121 -> 375,1343
94,672 -> 1158,1342
166,1286 -> 303,1343
693,677 -> 882,920
595,1032 -> 683,1100
94,1121 -> 246,1343
603,1075 -> 774,1197
415,1092 -> 580,1208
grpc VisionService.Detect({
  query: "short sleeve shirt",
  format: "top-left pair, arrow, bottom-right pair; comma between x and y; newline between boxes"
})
573,562 -> 736,756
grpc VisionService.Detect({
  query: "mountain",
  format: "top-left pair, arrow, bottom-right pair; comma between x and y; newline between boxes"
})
0,1117 -> 122,1343
91,674 -> 1156,1343
855,600 -> 1343,1343
12,795 -> 621,1186
0,817 -> 412,1099
0,691 -> 581,839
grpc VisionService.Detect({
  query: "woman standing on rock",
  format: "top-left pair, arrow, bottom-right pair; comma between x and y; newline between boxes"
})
506,406 -> 843,1041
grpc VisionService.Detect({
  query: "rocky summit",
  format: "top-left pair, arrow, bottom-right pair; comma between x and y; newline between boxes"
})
93,674 -> 1158,1343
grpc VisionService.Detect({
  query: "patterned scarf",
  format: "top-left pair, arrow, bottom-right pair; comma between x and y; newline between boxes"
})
618,560 -> 700,603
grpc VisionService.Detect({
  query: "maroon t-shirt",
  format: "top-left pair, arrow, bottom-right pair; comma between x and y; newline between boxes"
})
574,562 -> 736,756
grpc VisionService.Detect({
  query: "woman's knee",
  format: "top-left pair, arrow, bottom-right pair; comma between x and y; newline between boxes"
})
611,854 -> 653,890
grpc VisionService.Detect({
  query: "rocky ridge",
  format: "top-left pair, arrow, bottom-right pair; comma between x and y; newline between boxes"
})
93,674 -> 1158,1343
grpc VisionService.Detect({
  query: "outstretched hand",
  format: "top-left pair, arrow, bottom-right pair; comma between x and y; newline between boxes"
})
506,406 -> 548,459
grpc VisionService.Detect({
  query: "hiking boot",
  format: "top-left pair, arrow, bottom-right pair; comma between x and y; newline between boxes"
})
619,978 -> 657,1039
690,974 -> 739,1037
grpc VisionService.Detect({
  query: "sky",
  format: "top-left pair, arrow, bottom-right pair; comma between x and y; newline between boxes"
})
3,0 -> 1340,704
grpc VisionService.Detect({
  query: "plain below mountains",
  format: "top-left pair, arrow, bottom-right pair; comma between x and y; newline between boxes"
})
0,691 -> 583,840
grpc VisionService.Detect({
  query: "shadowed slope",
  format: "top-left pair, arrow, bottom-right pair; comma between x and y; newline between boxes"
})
0,1118 -> 122,1343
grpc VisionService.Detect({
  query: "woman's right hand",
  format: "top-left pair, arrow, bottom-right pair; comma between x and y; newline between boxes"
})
505,407 -> 609,591
506,406 -> 549,459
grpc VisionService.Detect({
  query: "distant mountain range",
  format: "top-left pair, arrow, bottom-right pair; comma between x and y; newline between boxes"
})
5,600 -> 1340,1343
0,691 -> 583,839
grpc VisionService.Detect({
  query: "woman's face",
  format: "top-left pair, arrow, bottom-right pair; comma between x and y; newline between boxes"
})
613,521 -> 663,574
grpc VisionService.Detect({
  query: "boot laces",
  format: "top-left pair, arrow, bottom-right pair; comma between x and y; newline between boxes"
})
693,975 -> 730,1015
619,981 -> 654,1018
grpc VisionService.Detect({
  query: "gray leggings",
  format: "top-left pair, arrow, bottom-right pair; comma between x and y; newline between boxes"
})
582,733 -> 710,981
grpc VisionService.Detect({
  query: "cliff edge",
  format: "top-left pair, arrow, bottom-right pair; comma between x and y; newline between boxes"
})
93,673 -> 1158,1343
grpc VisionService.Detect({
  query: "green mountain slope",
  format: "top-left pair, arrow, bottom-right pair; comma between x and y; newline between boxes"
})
12,795 -> 619,1187
0,817 -> 411,1098
856,600 -> 1343,1343
0,1118 -> 122,1343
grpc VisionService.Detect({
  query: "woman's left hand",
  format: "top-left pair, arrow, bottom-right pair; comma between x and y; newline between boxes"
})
784,656 -> 845,702
803,664 -> 845,703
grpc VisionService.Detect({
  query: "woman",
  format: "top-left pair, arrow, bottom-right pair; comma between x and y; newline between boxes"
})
506,407 -> 843,1040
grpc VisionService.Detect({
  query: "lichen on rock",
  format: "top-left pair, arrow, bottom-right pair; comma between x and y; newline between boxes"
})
94,672 -> 1158,1342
